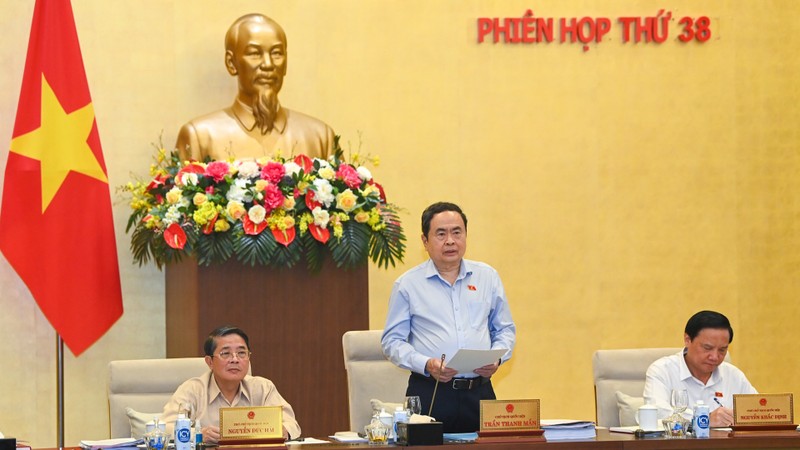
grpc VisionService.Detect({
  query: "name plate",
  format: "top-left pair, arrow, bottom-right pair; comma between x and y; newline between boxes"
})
480,399 -> 540,432
219,406 -> 283,441
733,393 -> 794,425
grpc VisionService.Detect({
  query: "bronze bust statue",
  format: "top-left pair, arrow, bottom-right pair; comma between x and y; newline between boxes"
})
176,14 -> 334,161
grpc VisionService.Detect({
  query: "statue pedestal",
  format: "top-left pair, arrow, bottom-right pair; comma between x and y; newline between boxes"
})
165,257 -> 369,437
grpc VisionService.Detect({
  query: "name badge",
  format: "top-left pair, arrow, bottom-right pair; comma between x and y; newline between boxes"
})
219,406 -> 283,442
733,393 -> 794,426
479,399 -> 541,432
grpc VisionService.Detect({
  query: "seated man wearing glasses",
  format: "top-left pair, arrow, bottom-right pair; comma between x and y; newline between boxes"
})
161,326 -> 300,442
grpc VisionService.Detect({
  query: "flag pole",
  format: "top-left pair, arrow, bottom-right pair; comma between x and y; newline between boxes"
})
57,334 -> 65,448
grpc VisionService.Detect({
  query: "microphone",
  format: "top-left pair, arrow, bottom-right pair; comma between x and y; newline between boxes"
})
428,353 -> 446,416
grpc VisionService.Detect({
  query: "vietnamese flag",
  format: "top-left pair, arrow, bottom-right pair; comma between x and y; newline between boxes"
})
0,0 -> 123,355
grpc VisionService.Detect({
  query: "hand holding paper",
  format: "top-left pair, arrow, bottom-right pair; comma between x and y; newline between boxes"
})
446,349 -> 507,374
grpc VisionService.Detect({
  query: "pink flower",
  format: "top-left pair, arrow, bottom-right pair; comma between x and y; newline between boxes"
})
261,161 -> 286,184
336,164 -> 362,189
263,184 -> 284,212
205,161 -> 230,182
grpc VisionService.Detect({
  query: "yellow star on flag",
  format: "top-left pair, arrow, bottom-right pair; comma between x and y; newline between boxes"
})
10,74 -> 108,213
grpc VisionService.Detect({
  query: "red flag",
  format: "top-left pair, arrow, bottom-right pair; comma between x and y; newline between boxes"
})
0,0 -> 123,356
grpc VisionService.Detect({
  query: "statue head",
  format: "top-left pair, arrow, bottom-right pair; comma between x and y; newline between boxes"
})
224,14 -> 288,134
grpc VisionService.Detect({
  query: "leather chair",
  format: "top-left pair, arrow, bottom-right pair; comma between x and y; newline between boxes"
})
592,347 -> 733,428
342,330 -> 409,432
592,348 -> 680,428
107,357 -> 208,438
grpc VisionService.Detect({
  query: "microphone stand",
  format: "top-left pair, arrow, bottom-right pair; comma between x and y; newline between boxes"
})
428,354 -> 446,416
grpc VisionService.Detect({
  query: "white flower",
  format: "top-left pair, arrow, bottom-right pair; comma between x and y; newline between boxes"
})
227,179 -> 252,203
312,179 -> 335,207
180,172 -> 198,186
356,166 -> 372,181
315,158 -> 331,170
248,204 -> 267,224
283,161 -> 301,177
163,204 -> 182,225
236,160 -> 260,179
312,206 -> 330,228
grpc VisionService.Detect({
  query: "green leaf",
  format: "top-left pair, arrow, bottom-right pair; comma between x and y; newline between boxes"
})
301,232 -> 325,272
369,205 -> 407,269
329,220 -> 370,269
234,224 -> 278,266
196,229 -> 235,266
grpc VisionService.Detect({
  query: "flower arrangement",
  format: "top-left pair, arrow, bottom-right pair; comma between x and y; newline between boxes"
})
123,138 -> 406,271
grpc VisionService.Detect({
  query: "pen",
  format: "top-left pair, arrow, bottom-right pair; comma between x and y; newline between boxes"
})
713,397 -> 724,409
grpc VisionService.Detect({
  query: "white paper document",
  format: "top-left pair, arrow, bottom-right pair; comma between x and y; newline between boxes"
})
446,349 -> 507,373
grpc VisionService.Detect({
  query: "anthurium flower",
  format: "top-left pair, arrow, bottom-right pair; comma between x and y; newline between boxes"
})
164,223 -> 187,249
294,154 -> 313,173
368,180 -> 387,202
146,174 -> 168,191
309,223 -> 330,243
305,190 -> 322,210
202,215 -> 218,235
175,163 -> 205,186
242,213 -> 267,235
272,226 -> 295,246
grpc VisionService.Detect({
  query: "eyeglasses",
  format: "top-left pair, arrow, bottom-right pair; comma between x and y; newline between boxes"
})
215,350 -> 251,360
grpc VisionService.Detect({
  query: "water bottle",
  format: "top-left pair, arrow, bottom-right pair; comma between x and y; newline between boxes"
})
194,418 -> 203,450
175,413 -> 192,450
693,401 -> 710,438
392,406 -> 408,442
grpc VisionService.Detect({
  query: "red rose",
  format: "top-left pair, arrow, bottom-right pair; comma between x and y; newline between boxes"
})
261,161 -> 286,184
205,161 -> 230,182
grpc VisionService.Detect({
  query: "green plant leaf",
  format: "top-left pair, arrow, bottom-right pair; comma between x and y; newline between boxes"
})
329,220 -> 370,269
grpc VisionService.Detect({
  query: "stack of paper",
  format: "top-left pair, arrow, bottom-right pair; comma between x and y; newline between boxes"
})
79,438 -> 142,449
541,419 -> 596,441
327,432 -> 367,443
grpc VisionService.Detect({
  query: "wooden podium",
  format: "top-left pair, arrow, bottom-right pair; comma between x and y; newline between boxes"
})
165,257 -> 369,437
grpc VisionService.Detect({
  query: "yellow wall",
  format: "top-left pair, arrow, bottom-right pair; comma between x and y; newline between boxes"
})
0,1 -> 798,446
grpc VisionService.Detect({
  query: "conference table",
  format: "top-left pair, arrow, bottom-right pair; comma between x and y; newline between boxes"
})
299,428 -> 799,449
49,429 -> 800,450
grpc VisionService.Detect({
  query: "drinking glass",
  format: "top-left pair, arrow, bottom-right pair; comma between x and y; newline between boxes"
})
404,396 -> 422,416
670,389 -> 689,415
